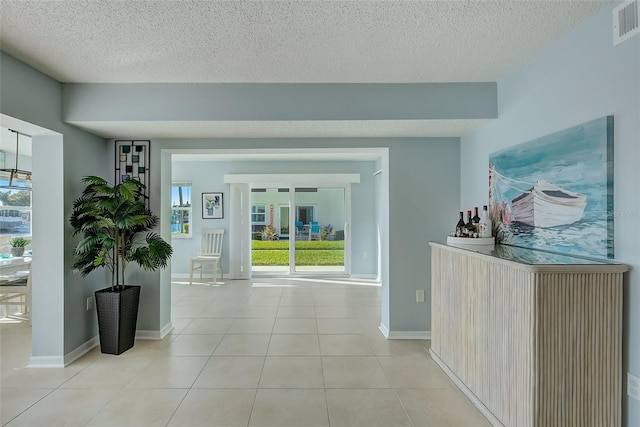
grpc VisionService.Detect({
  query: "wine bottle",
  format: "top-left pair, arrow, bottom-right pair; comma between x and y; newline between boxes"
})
479,205 -> 492,238
472,207 -> 481,225
455,212 -> 465,237
465,210 -> 475,237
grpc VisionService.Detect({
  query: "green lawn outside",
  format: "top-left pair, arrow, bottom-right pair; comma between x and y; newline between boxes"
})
252,240 -> 345,266
252,240 -> 344,250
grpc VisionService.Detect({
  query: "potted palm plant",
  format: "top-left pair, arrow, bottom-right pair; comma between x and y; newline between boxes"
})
69,176 -> 173,355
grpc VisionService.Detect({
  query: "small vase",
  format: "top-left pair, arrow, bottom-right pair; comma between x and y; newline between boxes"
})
11,247 -> 25,257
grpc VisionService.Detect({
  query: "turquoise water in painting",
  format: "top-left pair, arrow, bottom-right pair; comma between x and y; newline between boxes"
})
489,116 -> 614,259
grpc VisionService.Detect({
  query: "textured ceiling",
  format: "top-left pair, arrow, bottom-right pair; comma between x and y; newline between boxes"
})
0,0 -> 609,139
0,0 -> 608,84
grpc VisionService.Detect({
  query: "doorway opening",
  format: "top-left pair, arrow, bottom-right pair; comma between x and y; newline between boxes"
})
250,184 -> 349,276
1,113 -> 65,367
0,127 -> 32,323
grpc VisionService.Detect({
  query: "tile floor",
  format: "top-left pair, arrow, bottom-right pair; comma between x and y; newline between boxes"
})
0,277 -> 490,426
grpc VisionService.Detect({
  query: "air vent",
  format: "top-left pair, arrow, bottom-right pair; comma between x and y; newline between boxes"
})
613,0 -> 639,46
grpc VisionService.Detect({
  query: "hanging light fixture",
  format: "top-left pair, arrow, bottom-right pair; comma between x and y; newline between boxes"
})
0,129 -> 32,190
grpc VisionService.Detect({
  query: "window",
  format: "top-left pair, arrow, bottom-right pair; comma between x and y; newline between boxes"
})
0,132 -> 32,246
0,189 -> 32,244
296,205 -> 316,224
251,204 -> 266,224
171,182 -> 192,238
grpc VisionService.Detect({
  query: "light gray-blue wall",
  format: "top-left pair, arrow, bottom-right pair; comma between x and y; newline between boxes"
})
152,137 -> 460,334
63,78 -> 484,334
2,48 -> 466,357
1,51 -> 110,358
171,159 -> 378,277
460,4 -> 640,425
63,82 -> 497,122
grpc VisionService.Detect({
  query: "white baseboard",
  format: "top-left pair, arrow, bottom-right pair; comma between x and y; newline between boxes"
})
388,330 -> 431,340
173,273 -> 375,281
29,335 -> 100,368
27,356 -> 66,368
136,329 -> 160,340
430,349 -> 501,427
378,322 -> 390,338
171,273 -> 223,279
30,325 -> 172,368
377,323 -> 430,340
160,321 -> 174,339
136,322 -> 174,340
350,274 -> 379,280
65,336 -> 100,365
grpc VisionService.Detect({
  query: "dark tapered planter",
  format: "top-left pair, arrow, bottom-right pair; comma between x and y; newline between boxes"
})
95,285 -> 141,355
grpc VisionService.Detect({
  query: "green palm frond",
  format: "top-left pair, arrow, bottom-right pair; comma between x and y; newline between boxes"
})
81,175 -> 109,186
117,179 -> 143,200
75,234 -> 107,254
70,176 -> 173,289
129,233 -> 173,271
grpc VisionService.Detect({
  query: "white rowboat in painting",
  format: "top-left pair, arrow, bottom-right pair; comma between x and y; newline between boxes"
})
511,180 -> 587,228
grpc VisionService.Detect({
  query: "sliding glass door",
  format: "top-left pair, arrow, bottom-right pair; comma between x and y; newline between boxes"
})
250,184 -> 349,275
293,187 -> 345,273
251,188 -> 289,274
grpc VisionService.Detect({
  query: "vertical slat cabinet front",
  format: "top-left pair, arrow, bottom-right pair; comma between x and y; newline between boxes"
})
466,260 -> 535,426
482,262 -> 535,426
430,246 -> 443,357
431,246 -> 466,374
535,272 -> 623,427
429,243 -> 624,427
431,247 -> 536,425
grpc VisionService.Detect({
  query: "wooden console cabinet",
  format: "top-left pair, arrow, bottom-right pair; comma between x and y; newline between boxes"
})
429,242 -> 627,427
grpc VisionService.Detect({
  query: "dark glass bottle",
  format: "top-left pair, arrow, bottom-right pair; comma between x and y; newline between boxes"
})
465,210 -> 475,237
456,212 -> 465,236
472,207 -> 481,225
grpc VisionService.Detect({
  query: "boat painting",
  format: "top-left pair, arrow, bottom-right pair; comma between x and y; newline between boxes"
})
511,180 -> 587,228
489,116 -> 614,259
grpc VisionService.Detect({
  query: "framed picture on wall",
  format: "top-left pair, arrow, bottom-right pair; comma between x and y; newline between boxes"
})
202,192 -> 223,219
489,116 -> 614,259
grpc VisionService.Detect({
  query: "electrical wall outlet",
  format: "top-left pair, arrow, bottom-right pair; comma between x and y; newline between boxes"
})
86,296 -> 94,311
629,372 -> 640,401
416,289 -> 425,302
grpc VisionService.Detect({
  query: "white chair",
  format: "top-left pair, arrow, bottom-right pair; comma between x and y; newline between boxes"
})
189,229 -> 224,285
294,221 -> 306,240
